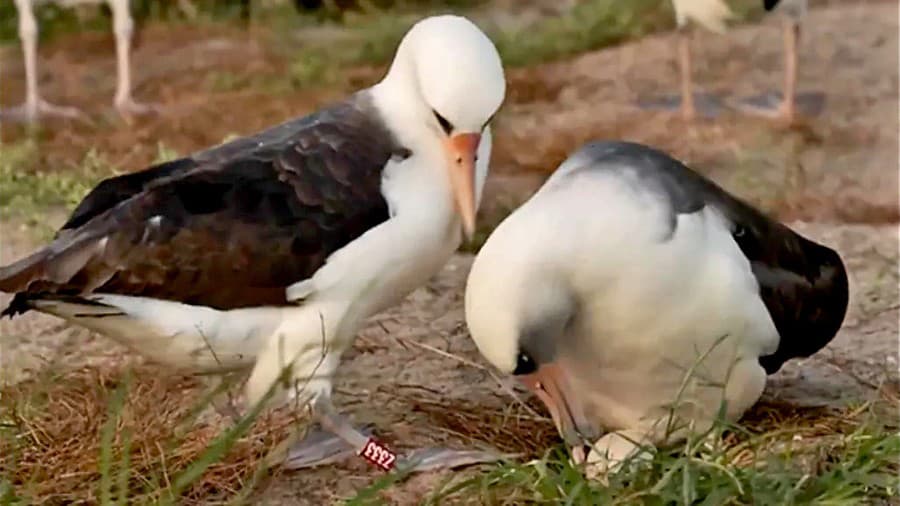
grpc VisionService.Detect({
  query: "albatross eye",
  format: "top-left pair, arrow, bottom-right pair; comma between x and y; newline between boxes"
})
513,351 -> 537,375
433,109 -> 453,135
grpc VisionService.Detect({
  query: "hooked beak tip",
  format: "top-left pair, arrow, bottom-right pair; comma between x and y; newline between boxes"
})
444,132 -> 481,244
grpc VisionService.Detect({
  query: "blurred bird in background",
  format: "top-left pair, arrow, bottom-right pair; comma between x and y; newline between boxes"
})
650,0 -> 812,123
1,0 -> 353,123
3,0 -> 160,122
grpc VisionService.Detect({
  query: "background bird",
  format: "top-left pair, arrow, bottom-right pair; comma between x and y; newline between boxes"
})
3,0 -> 158,122
662,0 -> 811,122
734,0 -> 810,122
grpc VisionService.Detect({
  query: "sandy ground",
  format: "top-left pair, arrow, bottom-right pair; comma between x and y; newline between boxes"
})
0,1 -> 898,504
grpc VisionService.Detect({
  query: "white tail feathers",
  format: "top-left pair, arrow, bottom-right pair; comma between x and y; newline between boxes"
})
29,294 -> 271,372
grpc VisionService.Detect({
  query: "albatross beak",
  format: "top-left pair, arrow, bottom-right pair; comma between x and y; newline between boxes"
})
443,133 -> 481,240
518,363 -> 597,448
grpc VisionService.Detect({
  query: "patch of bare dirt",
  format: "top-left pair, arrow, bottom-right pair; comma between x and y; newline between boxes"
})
489,1 -> 899,224
0,22 -> 349,172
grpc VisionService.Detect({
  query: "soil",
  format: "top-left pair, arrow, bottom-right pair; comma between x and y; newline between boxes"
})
0,1 -> 897,504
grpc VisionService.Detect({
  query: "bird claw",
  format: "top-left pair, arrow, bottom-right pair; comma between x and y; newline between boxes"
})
115,98 -> 162,121
0,99 -> 87,123
634,93 -> 724,119
729,91 -> 824,123
730,94 -> 790,119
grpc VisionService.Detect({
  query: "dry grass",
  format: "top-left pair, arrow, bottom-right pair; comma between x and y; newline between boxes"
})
0,364 -> 301,504
1,347 -> 896,504
413,396 -> 561,457
413,387 -> 900,462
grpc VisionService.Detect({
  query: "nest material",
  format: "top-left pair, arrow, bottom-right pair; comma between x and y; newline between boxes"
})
0,364 -> 300,505
2,362 -> 896,504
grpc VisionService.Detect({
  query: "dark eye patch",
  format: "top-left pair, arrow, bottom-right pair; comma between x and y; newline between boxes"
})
433,109 -> 453,135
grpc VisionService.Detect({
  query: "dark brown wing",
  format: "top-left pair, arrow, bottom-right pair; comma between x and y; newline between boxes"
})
728,216 -> 849,374
574,141 -> 850,375
0,92 -> 408,311
59,157 -> 199,232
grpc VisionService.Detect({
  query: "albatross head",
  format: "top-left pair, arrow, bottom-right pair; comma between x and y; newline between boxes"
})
465,239 -> 599,450
379,15 -> 506,239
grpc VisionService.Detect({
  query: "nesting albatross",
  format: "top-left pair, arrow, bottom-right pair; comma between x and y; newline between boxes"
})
465,141 -> 848,475
0,15 -> 506,472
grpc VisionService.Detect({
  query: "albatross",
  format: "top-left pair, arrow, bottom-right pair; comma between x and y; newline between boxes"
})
465,141 -> 848,475
657,0 -> 810,122
4,0 -> 157,122
0,14 -> 506,472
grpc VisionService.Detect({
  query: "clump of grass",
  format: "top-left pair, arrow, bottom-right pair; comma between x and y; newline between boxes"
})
282,13 -> 418,88
0,141 -> 104,222
281,0 -> 661,88
0,141 -> 108,240
493,0 -> 673,67
407,395 -> 899,505
494,0 -> 766,67
280,0 -> 769,88
0,2 -> 109,44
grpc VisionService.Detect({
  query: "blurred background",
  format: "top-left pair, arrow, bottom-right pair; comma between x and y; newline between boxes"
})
0,0 -> 896,240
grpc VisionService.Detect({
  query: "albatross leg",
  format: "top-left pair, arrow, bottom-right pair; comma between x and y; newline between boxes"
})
678,27 -> 697,121
1,0 -> 85,122
634,27 -> 723,119
730,18 -> 823,122
107,0 -> 160,121
777,18 -> 799,122
271,397 -> 510,472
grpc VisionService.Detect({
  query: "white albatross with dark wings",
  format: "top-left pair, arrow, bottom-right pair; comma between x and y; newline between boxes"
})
465,141 -> 849,477
0,15 -> 507,472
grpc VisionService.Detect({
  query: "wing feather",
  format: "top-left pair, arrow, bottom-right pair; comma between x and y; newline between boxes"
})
0,93 -> 405,311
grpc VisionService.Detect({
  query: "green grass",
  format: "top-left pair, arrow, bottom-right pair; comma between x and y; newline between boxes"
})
0,140 -> 107,240
349,402 -> 900,505
0,140 -> 185,241
278,0 -> 770,89
493,0 -> 675,67
0,0 -> 253,44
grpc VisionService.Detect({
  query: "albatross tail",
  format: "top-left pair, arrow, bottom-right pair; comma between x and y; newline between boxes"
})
0,224 -> 115,318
